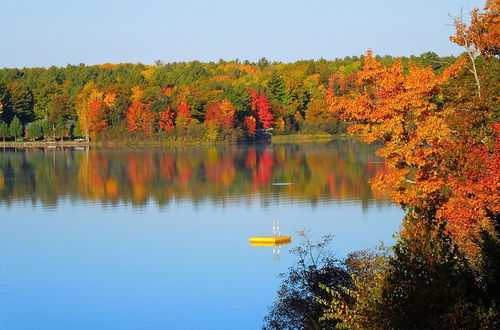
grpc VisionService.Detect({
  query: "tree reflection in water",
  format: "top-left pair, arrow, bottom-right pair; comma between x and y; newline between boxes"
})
0,141 -> 391,208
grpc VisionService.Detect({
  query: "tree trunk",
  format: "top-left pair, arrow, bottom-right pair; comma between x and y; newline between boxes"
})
465,48 -> 481,97
462,34 -> 481,97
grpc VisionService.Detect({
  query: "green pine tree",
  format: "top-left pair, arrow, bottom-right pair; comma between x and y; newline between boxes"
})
267,72 -> 286,102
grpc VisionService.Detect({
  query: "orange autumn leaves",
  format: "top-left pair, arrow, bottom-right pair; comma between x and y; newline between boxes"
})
438,128 -> 500,252
126,101 -> 155,136
205,99 -> 236,130
76,82 -> 117,140
327,51 -> 499,255
450,0 -> 500,57
76,83 -> 275,140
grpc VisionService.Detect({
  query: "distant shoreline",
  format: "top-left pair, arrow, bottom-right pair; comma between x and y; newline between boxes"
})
0,134 -> 348,148
0,141 -> 92,148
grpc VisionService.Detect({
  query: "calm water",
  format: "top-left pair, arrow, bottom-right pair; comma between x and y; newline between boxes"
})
0,141 -> 403,329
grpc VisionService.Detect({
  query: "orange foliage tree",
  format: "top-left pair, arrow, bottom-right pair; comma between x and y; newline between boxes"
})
451,0 -> 499,56
245,116 -> 257,136
89,100 -> 107,138
327,50 -> 499,255
126,100 -> 155,136
450,0 -> 500,96
205,99 -> 236,130
76,82 -> 116,140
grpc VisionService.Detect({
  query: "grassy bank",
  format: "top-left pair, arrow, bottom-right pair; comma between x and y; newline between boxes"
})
271,133 -> 349,143
0,134 -> 354,148
0,140 -> 230,148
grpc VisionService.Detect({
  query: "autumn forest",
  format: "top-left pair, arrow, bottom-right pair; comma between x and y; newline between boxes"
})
0,52 -> 463,143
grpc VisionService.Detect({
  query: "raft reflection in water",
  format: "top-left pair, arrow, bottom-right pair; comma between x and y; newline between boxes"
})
249,238 -> 292,260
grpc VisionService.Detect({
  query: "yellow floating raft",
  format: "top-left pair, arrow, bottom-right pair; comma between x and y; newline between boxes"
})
249,236 -> 292,246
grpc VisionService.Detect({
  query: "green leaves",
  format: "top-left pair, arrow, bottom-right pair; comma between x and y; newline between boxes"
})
0,121 -> 8,141
8,116 -> 23,140
27,122 -> 42,140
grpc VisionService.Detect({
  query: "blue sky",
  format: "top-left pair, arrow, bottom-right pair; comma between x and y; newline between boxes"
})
0,0 -> 484,68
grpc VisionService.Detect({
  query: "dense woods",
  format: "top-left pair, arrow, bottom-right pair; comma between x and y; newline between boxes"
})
0,53 -> 458,143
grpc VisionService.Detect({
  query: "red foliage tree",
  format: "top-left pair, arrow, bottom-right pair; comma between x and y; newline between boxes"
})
158,106 -> 175,133
248,89 -> 275,129
438,124 -> 500,252
205,102 -> 221,122
256,93 -> 274,129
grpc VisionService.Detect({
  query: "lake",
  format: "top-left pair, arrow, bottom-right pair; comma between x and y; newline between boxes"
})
0,140 -> 403,329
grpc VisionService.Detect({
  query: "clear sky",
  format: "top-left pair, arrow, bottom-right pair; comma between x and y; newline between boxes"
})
0,0 -> 485,68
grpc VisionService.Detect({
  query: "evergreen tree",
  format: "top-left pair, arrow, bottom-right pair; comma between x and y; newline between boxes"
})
8,83 -> 34,124
0,83 -> 10,121
267,72 -> 286,102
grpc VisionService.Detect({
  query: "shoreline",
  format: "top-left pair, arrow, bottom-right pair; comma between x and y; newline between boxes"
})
271,133 -> 350,143
0,134 -> 347,148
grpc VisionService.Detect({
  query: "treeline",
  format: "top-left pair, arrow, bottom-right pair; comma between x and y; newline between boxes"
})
0,52 -> 457,143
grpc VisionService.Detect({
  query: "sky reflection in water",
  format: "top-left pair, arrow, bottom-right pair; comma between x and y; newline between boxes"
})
0,141 -> 403,329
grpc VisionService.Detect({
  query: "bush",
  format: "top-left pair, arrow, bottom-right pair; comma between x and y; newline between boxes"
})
26,122 -> 42,140
320,213 -> 500,329
40,119 -> 53,139
264,232 -> 352,329
72,122 -> 84,138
